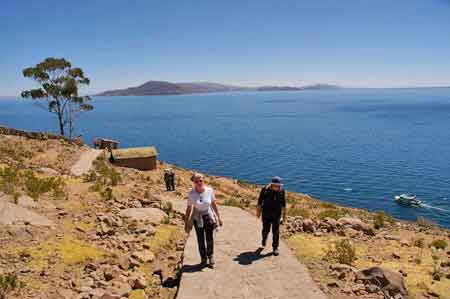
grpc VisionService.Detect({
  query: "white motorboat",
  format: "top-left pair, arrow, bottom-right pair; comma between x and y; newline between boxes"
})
395,194 -> 422,206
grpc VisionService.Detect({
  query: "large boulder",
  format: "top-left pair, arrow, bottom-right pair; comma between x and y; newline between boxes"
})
119,208 -> 167,224
302,219 -> 316,233
338,217 -> 371,234
356,266 -> 408,298
0,196 -> 54,227
16,195 -> 38,209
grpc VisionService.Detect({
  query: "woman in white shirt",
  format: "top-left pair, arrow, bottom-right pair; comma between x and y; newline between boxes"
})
185,172 -> 223,268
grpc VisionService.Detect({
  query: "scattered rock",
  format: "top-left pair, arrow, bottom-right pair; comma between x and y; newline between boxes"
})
131,250 -> 155,263
119,208 -> 168,224
117,256 -> 131,270
56,289 -> 77,299
104,265 -> 121,281
128,272 -> 147,289
37,167 -> 60,176
427,290 -> 440,298
327,280 -> 340,288
104,281 -> 131,298
338,217 -> 371,234
356,266 -> 408,298
392,252 -> 401,259
98,222 -> 114,236
16,195 -> 38,209
384,235 -> 401,241
365,284 -> 380,293
302,219 -> 316,233
400,239 -> 411,247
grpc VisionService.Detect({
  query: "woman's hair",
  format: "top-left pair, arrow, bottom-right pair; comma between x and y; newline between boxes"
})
191,172 -> 204,182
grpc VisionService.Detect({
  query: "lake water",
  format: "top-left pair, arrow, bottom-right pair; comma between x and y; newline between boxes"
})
1,88 -> 450,228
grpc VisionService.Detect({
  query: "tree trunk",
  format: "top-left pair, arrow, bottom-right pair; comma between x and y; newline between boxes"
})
57,111 -> 65,136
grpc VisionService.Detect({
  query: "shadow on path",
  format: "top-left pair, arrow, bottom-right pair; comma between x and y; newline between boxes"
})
234,248 -> 273,265
182,264 -> 206,273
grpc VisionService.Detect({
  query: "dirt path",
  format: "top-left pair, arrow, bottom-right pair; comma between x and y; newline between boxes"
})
70,148 -> 103,176
170,200 -> 327,299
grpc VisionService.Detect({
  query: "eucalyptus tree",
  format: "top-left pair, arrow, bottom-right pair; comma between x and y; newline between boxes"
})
21,57 -> 93,138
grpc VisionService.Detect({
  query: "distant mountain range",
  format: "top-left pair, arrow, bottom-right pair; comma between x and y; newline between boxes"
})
96,81 -> 341,96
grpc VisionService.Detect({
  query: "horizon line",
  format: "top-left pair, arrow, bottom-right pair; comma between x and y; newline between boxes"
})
2,84 -> 450,98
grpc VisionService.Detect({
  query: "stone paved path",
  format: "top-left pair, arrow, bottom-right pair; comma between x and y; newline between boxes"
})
70,148 -> 103,176
171,200 -> 327,299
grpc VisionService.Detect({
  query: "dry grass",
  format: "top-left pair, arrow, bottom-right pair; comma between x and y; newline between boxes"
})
289,233 -> 450,299
146,225 -> 180,255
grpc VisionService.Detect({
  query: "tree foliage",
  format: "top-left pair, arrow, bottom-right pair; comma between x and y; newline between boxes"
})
21,57 -> 93,137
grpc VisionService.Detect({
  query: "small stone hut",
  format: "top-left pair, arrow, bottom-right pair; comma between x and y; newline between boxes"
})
93,138 -> 119,150
110,146 -> 158,171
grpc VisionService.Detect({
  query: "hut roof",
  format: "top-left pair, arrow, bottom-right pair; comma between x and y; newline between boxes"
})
112,146 -> 158,159
98,138 -> 119,143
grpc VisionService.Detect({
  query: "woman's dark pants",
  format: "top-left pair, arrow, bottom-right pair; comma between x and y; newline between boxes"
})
194,218 -> 214,259
262,216 -> 280,250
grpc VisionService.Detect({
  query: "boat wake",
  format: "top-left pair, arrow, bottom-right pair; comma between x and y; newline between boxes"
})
420,203 -> 450,213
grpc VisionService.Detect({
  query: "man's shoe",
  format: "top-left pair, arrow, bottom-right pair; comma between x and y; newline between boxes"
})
208,256 -> 215,268
200,257 -> 208,267
273,248 -> 279,256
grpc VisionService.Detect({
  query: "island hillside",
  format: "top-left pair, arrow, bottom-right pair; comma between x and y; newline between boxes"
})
0,129 -> 449,299
96,81 -> 340,96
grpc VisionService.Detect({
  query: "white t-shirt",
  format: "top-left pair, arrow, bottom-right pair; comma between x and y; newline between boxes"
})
188,186 -> 216,213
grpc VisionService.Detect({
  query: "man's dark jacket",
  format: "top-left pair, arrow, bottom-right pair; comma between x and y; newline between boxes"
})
258,186 -> 286,219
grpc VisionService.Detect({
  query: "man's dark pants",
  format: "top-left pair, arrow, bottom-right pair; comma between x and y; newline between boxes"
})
169,176 -> 175,191
262,215 -> 280,250
194,218 -> 214,259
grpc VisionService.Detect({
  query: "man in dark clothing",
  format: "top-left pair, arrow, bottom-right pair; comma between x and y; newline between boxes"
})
164,169 -> 176,191
256,176 -> 286,256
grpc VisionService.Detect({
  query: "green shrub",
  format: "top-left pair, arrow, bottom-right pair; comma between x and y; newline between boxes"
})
373,211 -> 395,229
144,190 -> 150,199
288,206 -> 311,218
161,216 -> 171,225
325,239 -> 356,265
222,197 -> 245,209
100,187 -> 114,201
413,238 -> 426,248
317,209 -> 348,220
237,179 -> 255,188
88,182 -> 103,193
416,216 -> 436,228
83,170 -> 97,183
430,239 -> 448,250
0,166 -> 20,194
23,171 -> 66,200
320,202 -> 337,209
0,273 -> 18,299
109,168 -> 121,186
50,177 -> 67,200
93,159 -> 121,186
162,201 -> 173,216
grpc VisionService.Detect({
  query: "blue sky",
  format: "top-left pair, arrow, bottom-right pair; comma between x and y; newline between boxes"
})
1,0 -> 450,95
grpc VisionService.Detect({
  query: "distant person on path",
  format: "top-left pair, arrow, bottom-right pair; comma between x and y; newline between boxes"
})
185,172 -> 223,268
257,176 -> 286,256
164,168 -> 176,191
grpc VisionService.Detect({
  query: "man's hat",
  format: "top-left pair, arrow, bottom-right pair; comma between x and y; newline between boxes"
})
271,176 -> 283,185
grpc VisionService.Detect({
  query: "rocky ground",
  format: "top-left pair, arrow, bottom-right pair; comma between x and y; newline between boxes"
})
0,133 -> 449,299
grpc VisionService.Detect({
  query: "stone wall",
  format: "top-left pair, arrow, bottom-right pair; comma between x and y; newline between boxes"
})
0,125 -> 84,145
